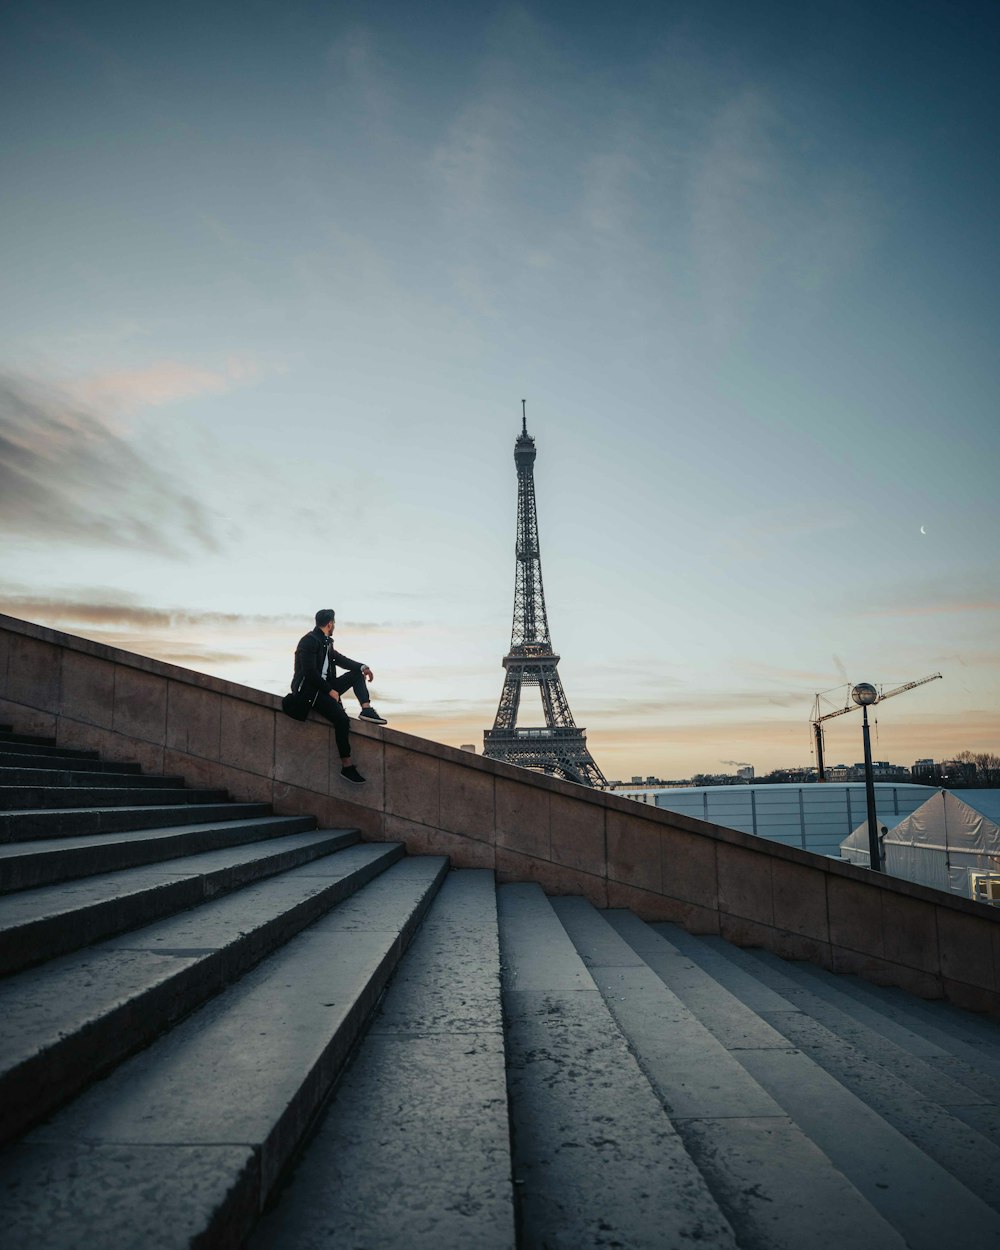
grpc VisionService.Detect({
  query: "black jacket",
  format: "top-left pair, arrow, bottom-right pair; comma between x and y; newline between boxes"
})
292,627 -> 363,697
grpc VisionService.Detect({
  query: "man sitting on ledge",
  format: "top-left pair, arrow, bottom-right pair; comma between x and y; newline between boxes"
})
292,608 -> 387,785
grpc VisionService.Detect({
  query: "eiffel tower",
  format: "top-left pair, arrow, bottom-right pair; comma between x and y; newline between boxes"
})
483,403 -> 608,788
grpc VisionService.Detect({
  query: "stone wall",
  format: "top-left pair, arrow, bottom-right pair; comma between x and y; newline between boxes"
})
3,611 -> 999,1013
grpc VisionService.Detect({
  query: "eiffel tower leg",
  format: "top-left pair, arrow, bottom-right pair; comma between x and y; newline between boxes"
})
492,668 -> 522,732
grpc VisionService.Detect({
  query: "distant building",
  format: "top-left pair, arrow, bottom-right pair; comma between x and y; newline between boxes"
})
737,766 -> 754,782
609,782 -> 936,858
827,761 -> 909,783
841,790 -> 1000,902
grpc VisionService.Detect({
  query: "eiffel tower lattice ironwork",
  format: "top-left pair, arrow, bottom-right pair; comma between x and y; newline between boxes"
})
483,403 -> 607,788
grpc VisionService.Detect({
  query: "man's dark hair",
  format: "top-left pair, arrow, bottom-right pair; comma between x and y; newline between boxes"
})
315,608 -> 336,627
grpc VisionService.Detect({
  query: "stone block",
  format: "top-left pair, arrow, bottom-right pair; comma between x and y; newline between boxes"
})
606,809 -> 660,892
385,814 -> 496,869
607,880 -> 721,933
832,943 -> 942,1000
166,684 -> 222,761
0,627 -> 9,698
329,733 -> 385,814
881,891 -> 939,976
220,700 -> 274,777
770,857 -> 829,942
0,697 -> 55,739
274,716 -> 330,794
827,874 -> 885,958
941,977 -> 999,1015
717,843 -> 773,926
112,665 -> 168,745
829,945 -> 893,981
384,744 -> 440,828
55,719 -> 165,774
267,781 -> 383,840
660,824 -> 718,908
162,749 -> 274,806
495,777 -> 550,860
438,760 -> 495,842
59,650 -> 115,729
992,924 -> 1000,998
937,908 -> 996,991
549,792 -> 605,876
6,633 -> 62,713
495,846 -> 607,907
717,913 -> 773,950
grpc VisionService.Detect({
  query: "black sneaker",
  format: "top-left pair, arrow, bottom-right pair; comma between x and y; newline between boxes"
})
340,765 -> 366,785
358,708 -> 388,725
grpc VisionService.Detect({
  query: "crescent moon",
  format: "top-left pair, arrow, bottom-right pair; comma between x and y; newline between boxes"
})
920,525 -> 927,535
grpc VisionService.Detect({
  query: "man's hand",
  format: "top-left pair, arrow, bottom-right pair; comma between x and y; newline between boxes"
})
327,690 -> 341,702
362,666 -> 374,681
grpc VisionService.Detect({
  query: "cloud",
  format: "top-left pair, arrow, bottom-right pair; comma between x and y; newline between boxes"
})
0,592 -> 294,633
689,85 -> 879,342
861,599 -> 1000,618
0,375 -> 222,556
66,358 -> 261,417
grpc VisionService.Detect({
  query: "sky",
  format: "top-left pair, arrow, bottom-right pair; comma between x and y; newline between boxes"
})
1,0 -> 998,782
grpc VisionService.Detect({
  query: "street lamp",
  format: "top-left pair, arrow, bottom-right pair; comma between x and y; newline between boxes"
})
852,682 -> 881,872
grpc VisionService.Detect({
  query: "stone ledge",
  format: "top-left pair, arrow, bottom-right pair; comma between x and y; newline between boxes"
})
4,612 -> 1000,1013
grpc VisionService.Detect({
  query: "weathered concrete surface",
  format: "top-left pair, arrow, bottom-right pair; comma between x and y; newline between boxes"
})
0,842 -> 403,1144
499,883 -> 736,1250
0,784 -> 228,810
251,869 -> 514,1250
619,916 -> 1000,1250
0,857 -> 448,1248
554,898 -> 905,1250
0,800 -> 272,843
792,957 -> 1000,1093
686,937 -> 1000,1211
0,827 -> 357,973
0,766 -> 180,788
0,813 -> 317,891
0,1141 -> 259,1250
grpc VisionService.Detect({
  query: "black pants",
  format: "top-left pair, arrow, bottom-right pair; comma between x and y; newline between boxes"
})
312,670 -> 371,761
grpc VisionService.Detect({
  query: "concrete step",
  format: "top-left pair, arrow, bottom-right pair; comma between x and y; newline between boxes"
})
498,882 -> 737,1250
625,918 -> 1000,1250
552,898 -> 905,1250
0,752 -> 141,773
0,840 -> 406,1147
0,855 -> 449,1250
0,813 -> 316,892
250,868 -> 515,1250
0,799 -> 273,844
717,944 -> 1000,1146
0,730 -> 96,750
790,959 -> 1000,1096
0,784 -> 228,811
0,766 -> 185,789
0,827 -> 358,975
674,933 -> 1000,1214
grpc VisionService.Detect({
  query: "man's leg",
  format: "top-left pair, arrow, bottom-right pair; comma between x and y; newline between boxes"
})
332,670 -> 371,706
331,671 -> 387,725
312,692 -> 364,781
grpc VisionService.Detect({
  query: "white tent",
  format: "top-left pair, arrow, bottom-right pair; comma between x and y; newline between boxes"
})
840,789 -> 1000,898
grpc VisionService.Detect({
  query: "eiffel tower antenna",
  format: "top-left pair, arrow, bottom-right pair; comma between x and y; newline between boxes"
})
483,404 -> 607,787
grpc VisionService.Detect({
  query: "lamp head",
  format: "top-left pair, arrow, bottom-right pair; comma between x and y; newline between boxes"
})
851,682 -> 878,707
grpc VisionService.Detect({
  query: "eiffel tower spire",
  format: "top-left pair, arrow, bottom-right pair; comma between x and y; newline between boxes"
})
483,404 -> 607,787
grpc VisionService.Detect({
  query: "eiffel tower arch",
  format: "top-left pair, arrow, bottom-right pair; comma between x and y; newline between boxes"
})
483,404 -> 607,788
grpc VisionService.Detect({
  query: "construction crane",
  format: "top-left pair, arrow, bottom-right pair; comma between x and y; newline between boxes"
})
811,673 -> 942,782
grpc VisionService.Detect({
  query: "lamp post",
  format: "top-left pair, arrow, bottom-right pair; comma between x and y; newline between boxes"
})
852,683 -> 881,872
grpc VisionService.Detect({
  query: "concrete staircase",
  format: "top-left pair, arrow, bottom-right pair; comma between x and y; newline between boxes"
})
4,725 -> 1000,1248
